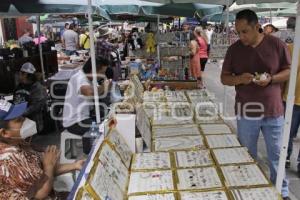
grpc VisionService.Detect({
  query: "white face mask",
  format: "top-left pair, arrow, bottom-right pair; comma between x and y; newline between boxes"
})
20,118 -> 37,139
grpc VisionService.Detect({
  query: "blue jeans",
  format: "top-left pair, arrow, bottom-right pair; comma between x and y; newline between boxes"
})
237,116 -> 289,197
65,50 -> 76,56
286,104 -> 300,161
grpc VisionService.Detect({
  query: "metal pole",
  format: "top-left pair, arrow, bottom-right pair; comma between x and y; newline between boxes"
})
223,0 -> 230,117
276,2 -> 300,192
157,15 -> 160,63
88,0 -> 101,124
36,16 -> 46,82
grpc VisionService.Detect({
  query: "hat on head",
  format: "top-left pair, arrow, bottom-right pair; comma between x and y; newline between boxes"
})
20,62 -> 36,74
98,27 -> 111,37
0,99 -> 27,123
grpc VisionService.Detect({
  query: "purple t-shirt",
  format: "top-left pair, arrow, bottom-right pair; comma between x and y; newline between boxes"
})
222,35 -> 291,117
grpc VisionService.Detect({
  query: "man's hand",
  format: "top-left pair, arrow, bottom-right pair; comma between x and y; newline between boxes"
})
238,73 -> 254,85
43,145 -> 60,173
253,73 -> 272,87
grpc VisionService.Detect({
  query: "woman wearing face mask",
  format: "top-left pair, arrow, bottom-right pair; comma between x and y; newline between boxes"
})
0,100 -> 85,199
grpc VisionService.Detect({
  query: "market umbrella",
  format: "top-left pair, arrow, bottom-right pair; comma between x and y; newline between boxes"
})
136,0 -> 235,5
203,12 -> 235,22
236,0 -> 298,3
100,0 -> 161,15
0,0 -> 104,15
142,3 -> 223,17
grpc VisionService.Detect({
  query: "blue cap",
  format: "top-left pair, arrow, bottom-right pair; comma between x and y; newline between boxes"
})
0,99 -> 27,121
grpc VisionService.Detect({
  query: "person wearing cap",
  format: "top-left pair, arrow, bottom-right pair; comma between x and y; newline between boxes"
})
63,57 -> 111,135
95,26 -> 120,81
13,62 -> 47,133
263,24 -> 279,35
0,99 -> 85,199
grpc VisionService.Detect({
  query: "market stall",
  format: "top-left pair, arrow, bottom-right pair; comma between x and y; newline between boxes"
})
69,75 -> 283,200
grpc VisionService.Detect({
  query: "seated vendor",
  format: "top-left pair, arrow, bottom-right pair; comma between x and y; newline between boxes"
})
13,62 -> 47,133
62,57 -> 111,135
0,100 -> 84,199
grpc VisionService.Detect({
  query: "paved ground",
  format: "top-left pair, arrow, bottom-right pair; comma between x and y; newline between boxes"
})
203,61 -> 300,200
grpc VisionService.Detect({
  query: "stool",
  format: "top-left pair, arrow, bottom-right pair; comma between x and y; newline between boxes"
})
60,130 -> 82,164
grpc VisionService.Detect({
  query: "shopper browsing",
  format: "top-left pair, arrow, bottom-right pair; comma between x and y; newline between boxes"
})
62,23 -> 79,56
220,9 -> 291,200
194,27 -> 209,72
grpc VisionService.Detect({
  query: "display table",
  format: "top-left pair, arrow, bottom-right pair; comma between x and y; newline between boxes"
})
67,134 -> 104,200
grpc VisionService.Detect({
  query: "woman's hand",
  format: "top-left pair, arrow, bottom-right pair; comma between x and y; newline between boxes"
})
42,145 -> 60,173
74,159 -> 86,171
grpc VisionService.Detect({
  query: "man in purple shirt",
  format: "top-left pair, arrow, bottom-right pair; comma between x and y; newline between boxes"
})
221,10 -> 291,200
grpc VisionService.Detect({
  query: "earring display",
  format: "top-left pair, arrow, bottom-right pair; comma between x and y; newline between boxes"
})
143,91 -> 166,102
128,193 -> 176,200
87,162 -> 124,200
195,102 -> 221,123
155,135 -> 205,151
107,129 -> 133,168
180,190 -> 229,200
75,187 -> 93,200
175,150 -> 214,168
230,187 -> 281,200
128,170 -> 174,195
152,124 -> 200,138
186,89 -> 214,99
97,143 -> 129,192
165,91 -> 188,102
177,167 -> 222,190
212,147 -> 254,165
132,152 -> 171,170
220,164 -> 269,187
200,124 -> 232,135
206,135 -> 241,149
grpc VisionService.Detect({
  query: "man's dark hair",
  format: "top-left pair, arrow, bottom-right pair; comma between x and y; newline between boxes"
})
83,57 -> 110,74
64,23 -> 69,28
69,23 -> 75,30
236,9 -> 258,25
287,17 -> 296,30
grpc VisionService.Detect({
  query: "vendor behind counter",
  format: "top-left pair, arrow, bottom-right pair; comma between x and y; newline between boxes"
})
13,62 -> 47,133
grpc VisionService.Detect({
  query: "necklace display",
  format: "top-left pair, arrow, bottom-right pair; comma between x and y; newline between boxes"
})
177,167 -> 222,190
165,91 -> 188,102
128,170 -> 174,194
206,135 -> 241,149
200,124 -> 232,135
175,150 -> 213,168
155,135 -> 204,151
213,147 -> 254,165
231,187 -> 281,200
132,152 -> 171,170
108,129 -> 133,168
97,143 -> 129,191
180,191 -> 229,200
221,164 -> 269,187
89,162 -> 124,200
153,124 -> 200,138
128,193 -> 176,200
